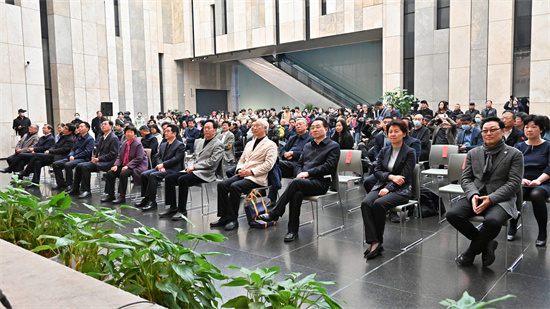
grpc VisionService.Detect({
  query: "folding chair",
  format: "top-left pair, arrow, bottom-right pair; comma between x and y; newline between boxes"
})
420,145 -> 458,188
336,150 -> 364,213
389,164 -> 423,251
301,173 -> 345,236
455,190 -> 524,271
436,153 -> 467,223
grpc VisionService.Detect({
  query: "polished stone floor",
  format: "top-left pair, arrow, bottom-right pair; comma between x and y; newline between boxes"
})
1,164 -> 548,308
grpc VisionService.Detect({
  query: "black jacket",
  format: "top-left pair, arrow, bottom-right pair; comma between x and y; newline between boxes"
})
13,116 -> 31,137
48,134 -> 75,161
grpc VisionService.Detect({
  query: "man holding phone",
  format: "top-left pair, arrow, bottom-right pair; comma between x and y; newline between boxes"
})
428,112 -> 457,145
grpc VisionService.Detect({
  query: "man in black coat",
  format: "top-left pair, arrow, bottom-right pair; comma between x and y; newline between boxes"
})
91,111 -> 105,139
24,123 -> 76,187
137,124 -> 185,211
410,114 -> 431,162
69,120 -> 120,199
12,108 -> 31,137
501,111 -> 526,146
139,125 -> 159,159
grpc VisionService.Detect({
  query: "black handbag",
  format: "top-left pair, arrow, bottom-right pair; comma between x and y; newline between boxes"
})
244,190 -> 276,229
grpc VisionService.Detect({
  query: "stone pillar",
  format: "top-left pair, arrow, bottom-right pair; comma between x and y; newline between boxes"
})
469,0 -> 489,106
529,1 -> 550,114
383,0 -> 404,92
486,0 -> 514,112
448,0 -> 471,106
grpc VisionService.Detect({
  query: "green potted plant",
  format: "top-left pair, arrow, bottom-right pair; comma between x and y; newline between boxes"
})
380,87 -> 415,116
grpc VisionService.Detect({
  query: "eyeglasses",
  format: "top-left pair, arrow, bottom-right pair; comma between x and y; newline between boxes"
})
481,128 -> 501,134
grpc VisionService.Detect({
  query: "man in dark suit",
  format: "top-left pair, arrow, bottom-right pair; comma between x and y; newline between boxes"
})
501,111 -> 526,146
102,126 -> 149,204
464,102 -> 480,118
259,118 -> 340,242
69,120 -> 120,199
183,119 -> 200,153
417,100 -> 434,120
52,122 -> 95,191
456,114 -> 483,153
91,110 -> 105,139
160,120 -> 224,219
24,123 -> 76,187
446,117 -> 523,267
139,125 -> 159,159
137,124 -> 185,211
410,114 -> 431,161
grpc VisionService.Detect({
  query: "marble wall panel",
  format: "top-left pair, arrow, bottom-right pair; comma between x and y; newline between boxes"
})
433,29 -> 449,54
432,53 -> 449,103
97,24 -> 107,58
488,0 -> 513,22
74,87 -> 87,111
0,43 -> 10,83
532,0 -> 549,15
531,14 -> 550,61
23,46 -> 44,86
415,7 -> 435,57
10,84 -> 28,112
530,61 -> 550,110
51,15 -> 73,65
8,44 -> 25,84
6,5 -> 23,46
0,83 -> 13,121
0,7 -> 7,44
470,0 -> 488,51
448,67 -> 469,105
52,0 -> 70,17
449,26 -> 470,69
363,5 -> 383,29
70,18 -> 84,55
68,0 -> 81,20
414,55 -> 434,102
486,63 -> 512,107
487,20 -> 512,65
20,0 -> 39,11
84,54 -> 99,89
54,64 -> 75,108
449,0 -> 470,28
21,8 -> 42,48
469,49 -> 487,101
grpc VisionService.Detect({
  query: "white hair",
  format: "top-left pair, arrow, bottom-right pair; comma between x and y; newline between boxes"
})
260,119 -> 269,130
295,118 -> 308,126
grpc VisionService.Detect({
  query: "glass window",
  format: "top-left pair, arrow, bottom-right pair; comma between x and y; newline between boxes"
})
437,0 -> 450,30
114,0 -> 120,37
322,0 -> 327,16
5,0 -> 15,5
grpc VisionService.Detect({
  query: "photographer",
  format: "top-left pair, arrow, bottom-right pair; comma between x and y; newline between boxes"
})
428,112 -> 457,145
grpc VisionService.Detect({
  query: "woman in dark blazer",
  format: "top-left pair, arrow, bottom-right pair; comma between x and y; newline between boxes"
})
361,119 -> 416,259
331,119 -> 354,149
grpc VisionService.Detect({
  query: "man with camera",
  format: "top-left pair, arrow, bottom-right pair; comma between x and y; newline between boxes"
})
428,113 -> 457,145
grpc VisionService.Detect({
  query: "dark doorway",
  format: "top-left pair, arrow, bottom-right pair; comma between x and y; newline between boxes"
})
196,89 -> 228,116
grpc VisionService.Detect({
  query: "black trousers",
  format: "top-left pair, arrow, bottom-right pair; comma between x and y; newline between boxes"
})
7,153 -> 33,172
217,175 -> 260,221
29,153 -> 55,184
141,168 -> 177,200
73,162 -> 103,192
268,160 -> 296,202
104,168 -> 134,197
446,197 -> 511,255
272,178 -> 329,233
361,190 -> 409,244
52,158 -> 86,187
165,172 -> 205,212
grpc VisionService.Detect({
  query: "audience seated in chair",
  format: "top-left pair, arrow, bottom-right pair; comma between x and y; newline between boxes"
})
210,119 -> 277,231
161,120 -> 224,220
446,117 -> 523,267
259,118 -> 340,242
1,124 -> 41,173
1,124 -> 54,175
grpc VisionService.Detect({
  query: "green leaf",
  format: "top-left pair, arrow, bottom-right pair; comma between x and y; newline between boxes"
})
457,291 -> 476,307
123,283 -> 146,295
249,302 -> 266,309
221,278 -> 251,287
250,273 -> 262,285
172,264 -> 195,283
222,295 -> 251,308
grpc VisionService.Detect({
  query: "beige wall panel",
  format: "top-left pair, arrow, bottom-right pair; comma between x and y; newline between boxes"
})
448,67 -> 469,105
23,46 -> 45,86
8,44 -> 25,84
0,43 -> 9,83
449,26 -> 470,69
21,7 -> 42,48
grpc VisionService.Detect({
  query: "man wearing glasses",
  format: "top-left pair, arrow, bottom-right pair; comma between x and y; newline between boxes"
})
446,117 -> 523,267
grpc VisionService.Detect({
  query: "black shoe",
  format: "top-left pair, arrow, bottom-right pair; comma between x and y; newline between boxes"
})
112,196 -> 126,204
363,247 -> 371,257
258,212 -> 278,222
158,208 -> 178,218
136,198 -> 149,207
284,232 -> 299,242
101,195 -> 115,203
456,254 -> 475,266
25,182 -> 39,188
68,189 -> 80,196
210,219 -> 229,227
142,201 -> 158,211
15,171 -> 29,177
0,168 -> 12,173
224,221 -> 239,231
482,240 -> 498,267
171,211 -> 188,221
365,245 -> 384,259
53,185 -> 66,191
78,191 -> 91,199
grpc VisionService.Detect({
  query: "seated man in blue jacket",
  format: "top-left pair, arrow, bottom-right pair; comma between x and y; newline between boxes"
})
183,119 -> 200,153
69,120 -> 120,199
138,124 -> 185,211
456,114 -> 483,153
52,122 -> 95,191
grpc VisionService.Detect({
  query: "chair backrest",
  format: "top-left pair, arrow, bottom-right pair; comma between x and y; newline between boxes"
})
447,153 -> 467,182
338,150 -> 363,176
411,164 -> 421,201
428,145 -> 459,167
143,148 -> 152,169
